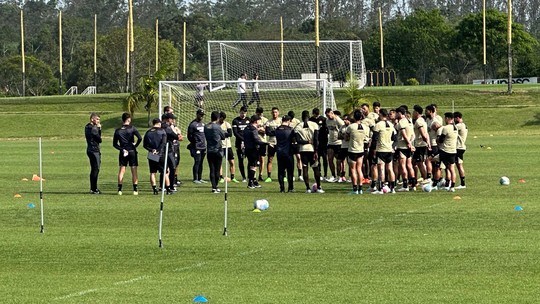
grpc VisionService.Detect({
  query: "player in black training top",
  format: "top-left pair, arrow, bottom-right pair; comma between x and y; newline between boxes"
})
143,118 -> 168,195
231,106 -> 250,182
310,108 -> 329,180
85,112 -> 102,194
113,112 -> 142,195
273,115 -> 295,193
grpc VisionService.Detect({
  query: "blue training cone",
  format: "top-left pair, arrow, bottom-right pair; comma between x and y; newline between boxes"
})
27,203 -> 35,209
193,295 -> 208,303
514,206 -> 523,211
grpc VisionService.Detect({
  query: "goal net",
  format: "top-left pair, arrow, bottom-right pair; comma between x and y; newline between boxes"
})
159,79 -> 335,131
207,40 -> 366,89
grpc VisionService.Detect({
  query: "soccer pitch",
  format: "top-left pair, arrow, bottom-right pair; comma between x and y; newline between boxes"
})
1,87 -> 540,303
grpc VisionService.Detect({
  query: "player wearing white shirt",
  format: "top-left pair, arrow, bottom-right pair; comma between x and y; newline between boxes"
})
294,110 -> 323,193
412,105 -> 431,183
263,107 -> 282,182
232,73 -> 247,108
395,107 -> 416,191
454,112 -> 468,189
248,73 -> 261,108
219,111 -> 238,183
425,104 -> 443,188
325,108 -> 345,182
437,112 -> 459,192
345,110 -> 369,194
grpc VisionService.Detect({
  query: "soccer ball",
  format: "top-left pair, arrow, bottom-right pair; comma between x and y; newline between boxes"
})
253,199 -> 269,211
499,176 -> 510,185
382,185 -> 390,193
422,183 -> 433,192
311,183 -> 318,192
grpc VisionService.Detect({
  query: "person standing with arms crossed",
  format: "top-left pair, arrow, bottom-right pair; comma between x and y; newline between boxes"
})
85,112 -> 102,194
113,112 -> 142,195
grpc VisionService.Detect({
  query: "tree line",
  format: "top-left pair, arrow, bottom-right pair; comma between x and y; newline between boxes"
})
0,0 -> 539,96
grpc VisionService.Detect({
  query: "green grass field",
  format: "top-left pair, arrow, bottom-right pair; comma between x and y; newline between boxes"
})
1,85 -> 540,303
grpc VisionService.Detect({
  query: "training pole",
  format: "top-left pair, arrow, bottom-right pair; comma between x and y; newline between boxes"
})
158,143 -> 170,248
39,137 -> 44,233
452,101 -> 455,113
223,146 -> 229,236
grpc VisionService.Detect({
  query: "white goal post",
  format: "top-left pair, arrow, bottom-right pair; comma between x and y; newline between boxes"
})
207,40 -> 366,90
158,79 -> 335,132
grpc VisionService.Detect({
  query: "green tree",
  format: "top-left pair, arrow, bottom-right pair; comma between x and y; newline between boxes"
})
453,9 -> 539,79
0,55 -> 57,96
383,9 -> 452,84
342,73 -> 379,114
87,26 -> 179,93
125,67 -> 171,125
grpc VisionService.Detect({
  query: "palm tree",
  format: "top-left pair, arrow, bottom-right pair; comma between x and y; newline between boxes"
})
125,68 -> 168,126
342,73 -> 380,114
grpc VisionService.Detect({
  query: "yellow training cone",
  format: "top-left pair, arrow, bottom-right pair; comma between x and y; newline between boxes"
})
21,178 -> 29,181
14,194 -> 22,198
453,195 -> 461,200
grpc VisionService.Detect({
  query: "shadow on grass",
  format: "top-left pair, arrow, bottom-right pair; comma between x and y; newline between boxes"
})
523,112 -> 540,126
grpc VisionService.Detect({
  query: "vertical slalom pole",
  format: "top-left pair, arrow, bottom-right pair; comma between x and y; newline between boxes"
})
223,145 -> 228,236
39,137 -> 44,233
158,143 -> 169,248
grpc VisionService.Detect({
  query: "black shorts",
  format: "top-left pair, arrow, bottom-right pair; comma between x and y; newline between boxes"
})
258,144 -> 267,157
396,148 -> 412,159
413,147 -> 428,162
376,152 -> 393,164
328,144 -> 341,155
148,159 -> 163,173
223,147 -> 235,161
428,146 -> 439,158
337,148 -> 348,161
119,150 -> 138,167
348,151 -> 365,162
440,150 -> 457,165
457,149 -> 465,161
267,145 -> 276,157
300,152 -> 317,167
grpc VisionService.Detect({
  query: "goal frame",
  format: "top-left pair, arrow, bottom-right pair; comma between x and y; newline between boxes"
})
158,78 -> 334,121
207,40 -> 366,90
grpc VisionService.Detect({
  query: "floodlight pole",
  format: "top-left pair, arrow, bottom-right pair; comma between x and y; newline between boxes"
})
158,143 -> 170,248
39,137 -> 44,233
